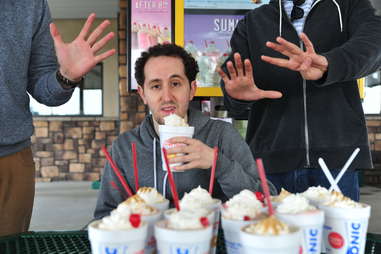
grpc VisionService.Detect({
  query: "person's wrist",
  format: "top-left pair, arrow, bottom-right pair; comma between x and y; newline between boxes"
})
56,70 -> 83,89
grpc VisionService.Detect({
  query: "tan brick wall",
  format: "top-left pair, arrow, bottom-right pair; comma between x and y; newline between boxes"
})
32,120 -> 119,182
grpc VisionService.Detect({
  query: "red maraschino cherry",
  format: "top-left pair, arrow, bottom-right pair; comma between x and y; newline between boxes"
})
129,214 -> 141,228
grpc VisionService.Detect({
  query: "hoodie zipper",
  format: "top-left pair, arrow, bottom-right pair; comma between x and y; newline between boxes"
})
301,58 -> 311,167
279,0 -> 319,167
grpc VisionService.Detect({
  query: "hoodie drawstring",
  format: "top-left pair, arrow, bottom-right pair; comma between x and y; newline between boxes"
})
153,137 -> 168,199
153,138 -> 157,190
278,0 -> 343,36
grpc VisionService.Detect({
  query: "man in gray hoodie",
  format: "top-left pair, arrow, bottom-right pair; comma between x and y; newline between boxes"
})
0,0 -> 115,236
94,44 -> 273,219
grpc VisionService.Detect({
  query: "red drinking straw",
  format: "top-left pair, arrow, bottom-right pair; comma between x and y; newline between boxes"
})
131,142 -> 139,191
101,145 -> 133,197
162,148 -> 180,211
208,147 -> 219,194
255,158 -> 274,216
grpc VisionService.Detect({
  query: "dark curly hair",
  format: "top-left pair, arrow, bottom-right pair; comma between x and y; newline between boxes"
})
134,43 -> 199,87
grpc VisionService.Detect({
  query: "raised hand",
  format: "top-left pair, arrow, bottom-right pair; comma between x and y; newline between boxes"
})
217,53 -> 282,101
165,137 -> 214,171
50,13 -> 116,81
261,33 -> 328,81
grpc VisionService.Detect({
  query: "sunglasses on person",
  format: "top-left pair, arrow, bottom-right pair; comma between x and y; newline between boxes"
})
291,0 -> 305,21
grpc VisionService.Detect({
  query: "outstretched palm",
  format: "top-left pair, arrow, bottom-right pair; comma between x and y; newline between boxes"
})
217,53 -> 282,101
261,33 -> 328,81
50,13 -> 116,81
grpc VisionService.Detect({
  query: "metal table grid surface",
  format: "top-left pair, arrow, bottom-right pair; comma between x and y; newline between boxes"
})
1,230 -> 380,254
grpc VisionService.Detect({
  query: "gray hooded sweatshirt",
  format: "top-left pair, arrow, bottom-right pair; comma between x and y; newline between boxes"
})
94,108 -> 274,219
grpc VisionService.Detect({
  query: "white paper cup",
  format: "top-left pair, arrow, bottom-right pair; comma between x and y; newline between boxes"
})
240,224 -> 302,254
221,213 -> 265,254
155,220 -> 213,253
142,211 -> 162,254
88,220 -> 148,254
158,125 -> 194,171
319,204 -> 371,254
276,209 -> 324,254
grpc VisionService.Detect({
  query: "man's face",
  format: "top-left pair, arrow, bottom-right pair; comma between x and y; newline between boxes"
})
138,56 -> 197,124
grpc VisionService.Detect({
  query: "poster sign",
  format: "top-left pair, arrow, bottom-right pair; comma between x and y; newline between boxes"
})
184,13 -> 244,87
129,0 -> 173,90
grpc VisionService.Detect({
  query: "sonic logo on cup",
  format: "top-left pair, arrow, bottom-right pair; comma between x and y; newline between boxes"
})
346,222 -> 362,254
328,232 -> 344,249
306,228 -> 319,253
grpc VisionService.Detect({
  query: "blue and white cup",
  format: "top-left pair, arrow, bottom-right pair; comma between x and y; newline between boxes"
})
88,220 -> 148,254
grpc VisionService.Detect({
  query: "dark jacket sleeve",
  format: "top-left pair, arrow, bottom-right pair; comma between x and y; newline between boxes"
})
319,0 -> 381,86
220,17 -> 255,116
214,122 -> 277,197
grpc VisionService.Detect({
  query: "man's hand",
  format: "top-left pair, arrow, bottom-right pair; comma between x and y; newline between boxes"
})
50,13 -> 116,82
165,137 -> 214,171
261,33 -> 328,81
217,52 -> 282,101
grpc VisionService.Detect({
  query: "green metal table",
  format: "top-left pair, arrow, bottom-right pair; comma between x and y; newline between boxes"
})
0,230 -> 380,254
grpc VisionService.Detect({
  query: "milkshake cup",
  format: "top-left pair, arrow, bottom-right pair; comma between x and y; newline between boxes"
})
122,194 -> 161,254
221,189 -> 265,254
159,125 -> 194,171
276,194 -> 324,254
276,210 -> 324,254
88,220 -> 148,254
180,186 -> 222,254
319,201 -> 371,254
155,209 -> 213,253
240,215 -> 302,254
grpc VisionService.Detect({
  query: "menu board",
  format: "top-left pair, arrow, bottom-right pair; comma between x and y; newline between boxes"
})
185,0 -> 269,10
184,13 -> 245,87
129,0 -> 173,90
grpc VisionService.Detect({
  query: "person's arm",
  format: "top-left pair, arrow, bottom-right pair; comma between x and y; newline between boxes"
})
218,18 -> 281,116
319,0 -> 381,86
28,2 -> 115,106
261,0 -> 381,85
26,0 -> 73,106
213,123 -> 277,198
166,123 -> 277,197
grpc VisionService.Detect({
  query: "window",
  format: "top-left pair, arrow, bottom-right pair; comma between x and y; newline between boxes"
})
30,64 -> 103,116
362,69 -> 381,115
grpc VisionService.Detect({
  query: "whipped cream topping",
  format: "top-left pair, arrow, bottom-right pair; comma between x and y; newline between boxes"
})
271,188 -> 291,203
121,194 -> 157,215
98,203 -> 136,230
180,186 -> 215,210
324,191 -> 363,208
302,186 -> 331,204
244,215 -> 290,235
137,187 -> 166,204
223,189 -> 263,220
163,114 -> 188,126
276,194 -> 316,214
167,209 -> 209,230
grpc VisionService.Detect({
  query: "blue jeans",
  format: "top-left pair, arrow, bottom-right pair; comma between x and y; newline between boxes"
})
267,169 -> 360,201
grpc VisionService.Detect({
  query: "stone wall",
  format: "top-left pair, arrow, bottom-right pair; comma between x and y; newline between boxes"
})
32,119 -> 119,182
